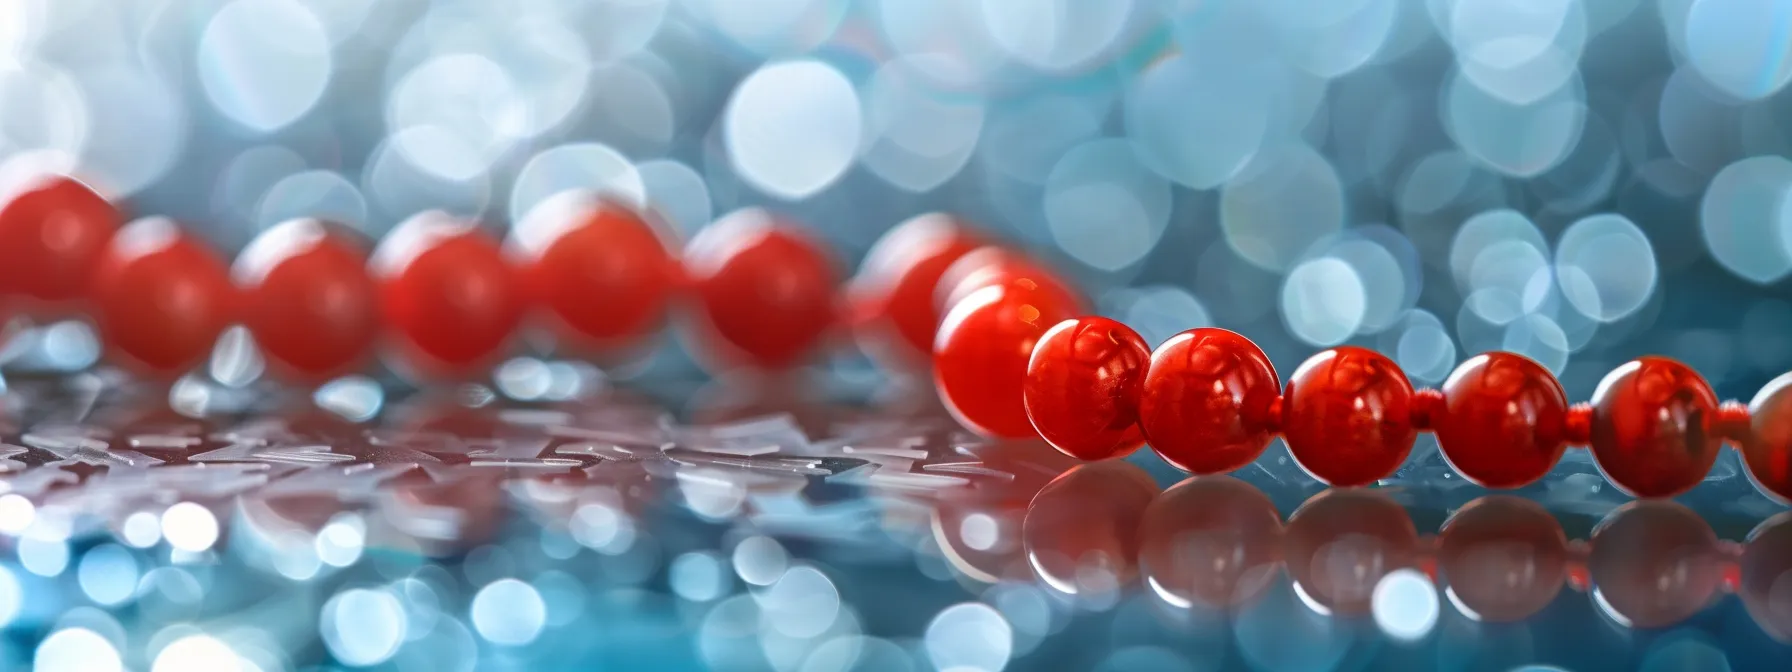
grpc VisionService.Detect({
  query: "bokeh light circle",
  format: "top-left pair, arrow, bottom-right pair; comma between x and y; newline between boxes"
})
724,59 -> 862,200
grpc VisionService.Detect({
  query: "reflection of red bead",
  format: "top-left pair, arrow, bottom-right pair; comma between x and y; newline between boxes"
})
1283,489 -> 1417,615
1023,316 -> 1149,460
685,209 -> 839,369
509,192 -> 680,356
1588,357 -> 1721,498
0,172 -> 121,307
1138,328 -> 1280,474
1023,461 -> 1159,596
1139,476 -> 1283,609
371,212 -> 524,378
1281,347 -> 1416,487
235,219 -> 378,382
1740,513 -> 1792,642
1587,501 -> 1721,628
1437,496 -> 1567,622
935,247 -> 1076,315
934,281 -> 1080,439
93,217 -> 236,376
1745,372 -> 1792,504
1435,352 -> 1569,488
845,213 -> 983,368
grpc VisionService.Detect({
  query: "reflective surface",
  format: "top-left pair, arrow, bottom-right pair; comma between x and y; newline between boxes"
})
0,376 -> 1785,671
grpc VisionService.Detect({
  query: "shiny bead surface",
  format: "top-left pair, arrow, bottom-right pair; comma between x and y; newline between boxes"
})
1745,372 -> 1792,504
685,209 -> 839,369
1435,352 -> 1569,488
935,246 -> 1077,316
235,219 -> 378,382
92,217 -> 236,376
934,279 -> 1080,439
509,191 -> 680,356
370,212 -> 524,378
0,171 -> 122,307
1023,316 -> 1149,460
846,213 -> 983,368
1281,347 -> 1417,487
1138,328 -> 1280,474
1437,496 -> 1567,622
1588,357 -> 1722,498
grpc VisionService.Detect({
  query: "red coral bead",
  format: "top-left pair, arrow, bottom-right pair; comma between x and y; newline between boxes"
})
1435,352 -> 1569,488
1744,372 -> 1792,504
1587,356 -> 1722,498
234,219 -> 379,382
1281,346 -> 1416,487
1138,328 -> 1280,474
684,209 -> 839,369
0,171 -> 122,308
370,212 -> 524,378
934,279 -> 1081,439
92,217 -> 236,376
508,191 -> 680,357
1022,316 -> 1149,460
845,213 -> 983,369
935,246 -> 1069,315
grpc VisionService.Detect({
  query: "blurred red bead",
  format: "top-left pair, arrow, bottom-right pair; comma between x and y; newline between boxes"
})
1022,316 -> 1149,460
0,170 -> 122,307
234,219 -> 379,383
509,191 -> 680,357
935,246 -> 1077,315
685,209 -> 839,369
1282,346 -> 1416,487
1283,489 -> 1418,614
934,280 -> 1080,439
1588,356 -> 1722,498
845,213 -> 984,369
92,217 -> 236,376
1744,372 -> 1792,504
1138,476 -> 1283,609
1436,496 -> 1568,621
370,212 -> 524,378
1587,501 -> 1722,628
1435,352 -> 1570,488
1138,328 -> 1280,474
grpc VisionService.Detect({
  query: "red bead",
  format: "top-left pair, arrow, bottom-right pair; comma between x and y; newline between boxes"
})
92,217 -> 236,376
0,171 -> 122,307
370,212 -> 524,378
234,219 -> 378,382
1587,356 -> 1722,498
1281,346 -> 1417,487
684,209 -> 839,369
934,279 -> 1080,439
935,246 -> 1075,316
509,192 -> 680,356
845,213 -> 983,368
1138,328 -> 1280,474
1437,496 -> 1567,621
1022,316 -> 1149,460
1745,372 -> 1792,504
1435,352 -> 1569,488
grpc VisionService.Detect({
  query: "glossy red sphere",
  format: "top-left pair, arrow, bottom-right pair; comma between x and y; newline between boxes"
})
1587,357 -> 1722,498
1745,372 -> 1792,504
935,246 -> 1076,316
1436,352 -> 1569,488
1281,347 -> 1417,487
1283,488 -> 1418,615
0,171 -> 122,307
92,217 -> 237,376
509,191 -> 680,356
684,209 -> 839,369
1587,501 -> 1721,628
1138,328 -> 1280,474
846,213 -> 984,368
235,219 -> 378,382
1023,317 -> 1149,461
1437,496 -> 1568,621
370,212 -> 524,378
934,280 -> 1081,439
1139,476 -> 1283,609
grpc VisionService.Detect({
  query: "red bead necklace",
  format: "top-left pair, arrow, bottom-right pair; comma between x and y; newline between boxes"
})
0,170 -> 1786,504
